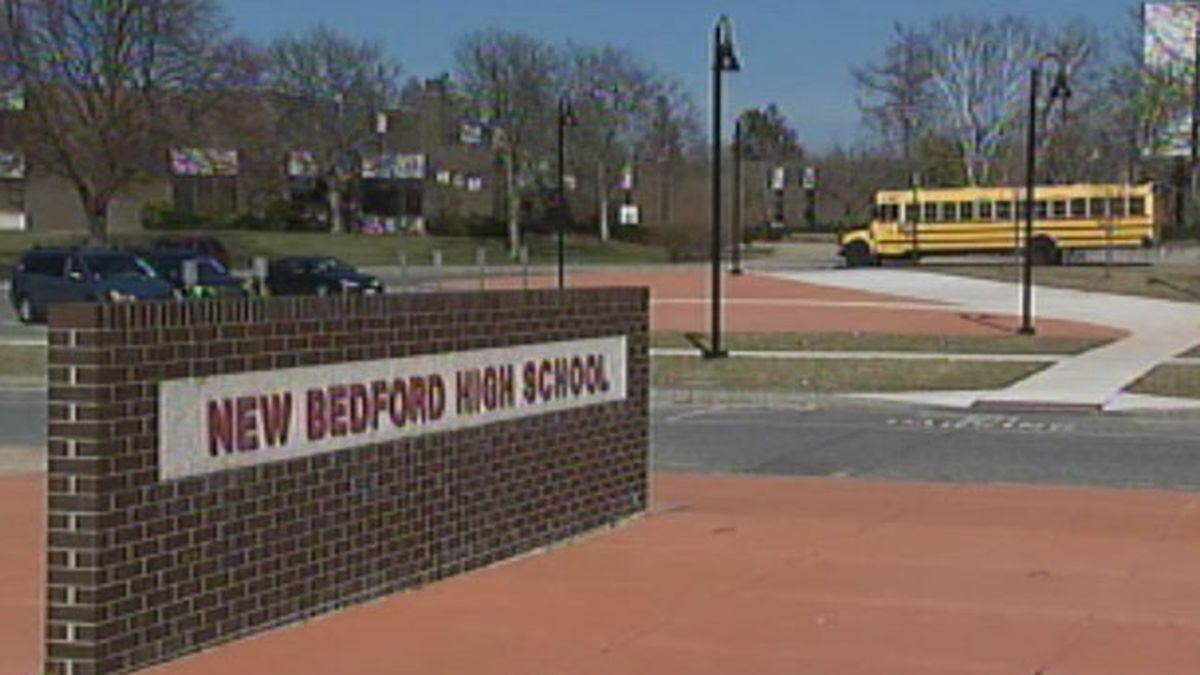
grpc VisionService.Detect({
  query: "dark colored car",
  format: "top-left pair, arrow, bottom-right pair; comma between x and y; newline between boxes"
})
266,256 -> 384,297
150,235 -> 232,267
8,247 -> 176,323
136,249 -> 248,299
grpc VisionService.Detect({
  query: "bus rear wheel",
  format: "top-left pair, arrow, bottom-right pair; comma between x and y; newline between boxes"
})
843,241 -> 876,268
1031,237 -> 1062,266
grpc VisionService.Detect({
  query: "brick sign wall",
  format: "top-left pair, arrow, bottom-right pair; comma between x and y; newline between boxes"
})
45,288 -> 649,674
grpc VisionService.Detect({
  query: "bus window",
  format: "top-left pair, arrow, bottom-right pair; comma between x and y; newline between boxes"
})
878,204 -> 900,222
1051,201 -> 1068,219
959,202 -> 975,221
1090,198 -> 1108,217
1109,198 -> 1126,218
923,203 -> 938,222
996,201 -> 1012,220
1129,197 -> 1146,216
943,202 -> 958,222
979,202 -> 994,220
1034,201 -> 1048,219
1070,199 -> 1087,218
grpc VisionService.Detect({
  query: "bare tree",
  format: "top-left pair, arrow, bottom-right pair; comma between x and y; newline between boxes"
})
267,25 -> 402,234
1,0 -> 246,240
851,22 -> 933,167
925,15 -> 1041,186
565,43 -> 687,240
455,29 -> 561,253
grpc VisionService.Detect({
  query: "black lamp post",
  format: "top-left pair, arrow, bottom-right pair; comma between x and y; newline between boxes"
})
557,95 -> 577,289
1020,55 -> 1071,336
732,116 -> 744,275
707,15 -> 740,359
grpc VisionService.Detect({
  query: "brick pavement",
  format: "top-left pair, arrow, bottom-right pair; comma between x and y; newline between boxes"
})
5,471 -> 1200,674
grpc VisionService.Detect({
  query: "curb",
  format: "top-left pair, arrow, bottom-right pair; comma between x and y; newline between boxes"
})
970,400 -> 1104,414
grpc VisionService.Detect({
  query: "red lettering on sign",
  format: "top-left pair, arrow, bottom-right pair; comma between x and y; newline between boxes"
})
538,359 -> 553,401
349,383 -> 370,434
329,384 -> 349,436
389,378 -> 407,427
498,364 -> 516,408
553,358 -> 569,397
596,354 -> 611,392
428,375 -> 446,421
307,389 -> 326,441
259,392 -> 292,448
370,380 -> 389,430
208,399 -> 234,456
407,377 -> 426,424
235,396 -> 259,452
570,357 -> 585,396
522,361 -> 538,404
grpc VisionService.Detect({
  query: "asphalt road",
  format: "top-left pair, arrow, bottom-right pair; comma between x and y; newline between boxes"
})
0,387 -> 46,474
2,385 -> 1198,491
653,403 -> 1200,492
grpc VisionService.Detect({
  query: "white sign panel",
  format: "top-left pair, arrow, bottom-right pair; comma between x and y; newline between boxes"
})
159,336 -> 628,480
619,205 -> 640,226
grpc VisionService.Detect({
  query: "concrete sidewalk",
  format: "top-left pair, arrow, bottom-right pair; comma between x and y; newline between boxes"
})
6,472 -> 1200,674
771,270 -> 1200,411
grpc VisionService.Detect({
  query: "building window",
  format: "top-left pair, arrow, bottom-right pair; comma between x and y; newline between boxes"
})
172,176 -> 238,215
169,148 -> 238,215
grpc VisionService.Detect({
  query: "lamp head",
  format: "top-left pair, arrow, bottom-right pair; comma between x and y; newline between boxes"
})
716,15 -> 741,72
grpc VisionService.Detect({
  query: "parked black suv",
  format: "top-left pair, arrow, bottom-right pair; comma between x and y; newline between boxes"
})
266,256 -> 384,296
136,249 -> 248,299
8,247 -> 175,323
149,235 -> 232,267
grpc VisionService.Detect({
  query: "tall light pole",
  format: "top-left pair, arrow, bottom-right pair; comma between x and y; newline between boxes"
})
1020,55 -> 1071,336
731,116 -> 744,275
707,15 -> 740,359
557,95 -> 577,289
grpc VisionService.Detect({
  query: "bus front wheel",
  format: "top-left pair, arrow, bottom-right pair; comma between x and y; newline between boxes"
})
1031,237 -> 1062,266
843,241 -> 877,268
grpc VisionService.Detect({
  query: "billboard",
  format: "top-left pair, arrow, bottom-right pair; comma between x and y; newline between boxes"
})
362,153 -> 425,179
170,148 -> 239,176
1143,2 -> 1200,156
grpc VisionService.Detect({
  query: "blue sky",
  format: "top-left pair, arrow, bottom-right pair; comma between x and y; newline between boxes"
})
225,0 -> 1139,150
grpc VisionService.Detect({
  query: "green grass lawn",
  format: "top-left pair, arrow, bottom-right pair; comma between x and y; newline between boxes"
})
928,263 -> 1200,303
652,331 -> 1108,355
652,356 -> 1047,394
1128,365 -> 1200,400
0,346 -> 45,381
0,230 -> 670,275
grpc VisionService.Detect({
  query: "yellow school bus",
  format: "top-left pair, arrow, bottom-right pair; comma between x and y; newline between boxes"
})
838,183 -> 1160,267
